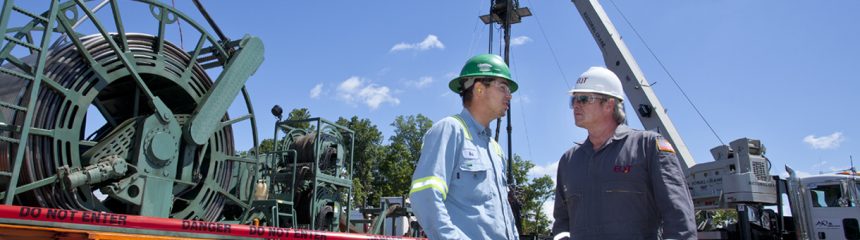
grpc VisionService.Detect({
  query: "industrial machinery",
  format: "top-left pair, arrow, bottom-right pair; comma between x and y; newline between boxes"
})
687,138 -> 777,209
1,0 -> 850,239
243,111 -> 355,231
571,0 -> 860,239
0,0 -> 265,222
0,1 -> 379,239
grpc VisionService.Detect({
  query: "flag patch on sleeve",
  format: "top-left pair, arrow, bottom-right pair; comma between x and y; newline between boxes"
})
657,138 -> 675,153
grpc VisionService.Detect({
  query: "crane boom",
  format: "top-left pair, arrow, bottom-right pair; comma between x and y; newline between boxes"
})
570,0 -> 695,171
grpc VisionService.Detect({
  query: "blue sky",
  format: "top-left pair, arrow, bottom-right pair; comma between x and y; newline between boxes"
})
8,0 -> 859,221
196,0 -> 859,180
203,1 -> 860,218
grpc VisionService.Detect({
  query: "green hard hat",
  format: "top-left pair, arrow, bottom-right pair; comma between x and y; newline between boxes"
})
448,54 -> 518,94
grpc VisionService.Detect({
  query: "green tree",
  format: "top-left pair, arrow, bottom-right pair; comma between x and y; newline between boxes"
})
388,114 -> 433,159
246,138 -> 275,155
260,139 -> 275,153
336,116 -> 384,207
522,175 -> 553,235
511,154 -> 554,236
248,108 -> 313,155
697,209 -> 738,229
286,108 -> 312,130
375,115 -> 433,198
376,143 -> 411,198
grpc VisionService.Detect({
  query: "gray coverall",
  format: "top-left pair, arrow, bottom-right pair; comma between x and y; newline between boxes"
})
551,125 -> 696,240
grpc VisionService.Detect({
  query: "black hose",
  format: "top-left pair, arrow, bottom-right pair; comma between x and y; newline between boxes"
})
0,33 -> 235,221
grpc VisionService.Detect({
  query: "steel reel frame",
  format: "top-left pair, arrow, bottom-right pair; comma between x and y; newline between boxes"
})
263,117 -> 354,231
0,0 -> 261,221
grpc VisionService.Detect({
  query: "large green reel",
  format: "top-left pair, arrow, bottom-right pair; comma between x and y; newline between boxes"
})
0,0 -> 261,221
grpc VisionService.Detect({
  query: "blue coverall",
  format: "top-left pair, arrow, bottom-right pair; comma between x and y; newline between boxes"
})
410,109 -> 519,240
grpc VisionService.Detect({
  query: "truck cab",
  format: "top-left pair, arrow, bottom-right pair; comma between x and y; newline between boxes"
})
789,172 -> 860,240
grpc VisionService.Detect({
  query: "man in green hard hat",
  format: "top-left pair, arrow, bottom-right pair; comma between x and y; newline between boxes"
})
409,54 -> 520,239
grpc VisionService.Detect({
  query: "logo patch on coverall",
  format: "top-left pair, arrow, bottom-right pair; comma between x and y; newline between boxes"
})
657,138 -> 675,153
462,148 -> 478,160
613,165 -> 632,173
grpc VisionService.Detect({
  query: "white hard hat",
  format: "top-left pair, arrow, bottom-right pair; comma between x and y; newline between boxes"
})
568,66 -> 624,101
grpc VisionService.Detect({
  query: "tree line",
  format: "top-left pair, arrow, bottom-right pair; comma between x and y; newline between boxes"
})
246,108 -> 554,236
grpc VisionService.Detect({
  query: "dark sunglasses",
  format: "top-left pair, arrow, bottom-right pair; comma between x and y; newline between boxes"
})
569,95 -> 606,108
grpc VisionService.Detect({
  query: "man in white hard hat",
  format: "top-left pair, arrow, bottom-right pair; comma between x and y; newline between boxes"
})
551,67 -> 696,240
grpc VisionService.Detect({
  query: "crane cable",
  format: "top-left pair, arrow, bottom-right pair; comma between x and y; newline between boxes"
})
467,0 -> 487,59
606,0 -> 725,146
525,0 -> 572,90
510,55 -> 534,162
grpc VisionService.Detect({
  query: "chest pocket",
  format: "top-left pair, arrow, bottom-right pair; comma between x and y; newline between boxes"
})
601,181 -> 651,223
453,148 -> 493,203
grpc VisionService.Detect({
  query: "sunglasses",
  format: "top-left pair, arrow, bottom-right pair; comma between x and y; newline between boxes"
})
569,95 -> 606,108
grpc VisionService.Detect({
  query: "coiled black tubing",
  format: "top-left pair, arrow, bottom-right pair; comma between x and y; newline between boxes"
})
0,33 -> 236,221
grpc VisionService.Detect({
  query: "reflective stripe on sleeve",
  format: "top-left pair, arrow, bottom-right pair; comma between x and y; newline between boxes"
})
409,176 -> 448,200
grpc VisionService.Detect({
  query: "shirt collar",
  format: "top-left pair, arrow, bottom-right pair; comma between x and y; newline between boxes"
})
611,124 -> 632,141
459,108 -> 492,138
581,124 -> 632,152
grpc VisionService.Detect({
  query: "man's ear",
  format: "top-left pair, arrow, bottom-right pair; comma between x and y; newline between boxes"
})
604,98 -> 616,111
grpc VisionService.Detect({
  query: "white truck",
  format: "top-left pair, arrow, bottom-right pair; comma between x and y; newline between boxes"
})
570,0 -> 860,239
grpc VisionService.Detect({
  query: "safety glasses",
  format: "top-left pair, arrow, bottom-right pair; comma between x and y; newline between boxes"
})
491,81 -> 511,95
569,95 -> 606,108
467,78 -> 511,95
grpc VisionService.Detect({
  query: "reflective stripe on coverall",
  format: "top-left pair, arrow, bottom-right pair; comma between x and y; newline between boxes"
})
410,109 -> 518,240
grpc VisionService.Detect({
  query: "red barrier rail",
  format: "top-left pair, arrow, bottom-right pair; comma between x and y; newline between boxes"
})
0,205 -> 421,240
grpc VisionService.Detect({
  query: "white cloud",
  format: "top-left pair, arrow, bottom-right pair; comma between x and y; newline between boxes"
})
510,36 -> 532,46
803,132 -> 845,149
338,77 -> 362,93
513,160 -> 560,225
530,160 -> 559,224
359,86 -> 399,109
390,35 -> 445,52
512,95 -> 531,104
310,83 -> 323,99
336,76 -> 400,110
528,160 -> 559,181
543,199 -> 556,224
407,76 -> 434,89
